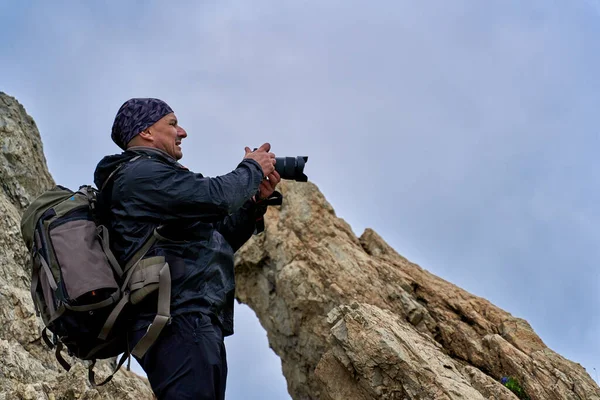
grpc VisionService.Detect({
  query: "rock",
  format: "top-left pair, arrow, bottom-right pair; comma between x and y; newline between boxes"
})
0,92 -> 154,400
235,180 -> 600,399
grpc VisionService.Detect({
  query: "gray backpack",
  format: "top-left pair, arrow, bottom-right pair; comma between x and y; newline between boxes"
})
20,162 -> 172,386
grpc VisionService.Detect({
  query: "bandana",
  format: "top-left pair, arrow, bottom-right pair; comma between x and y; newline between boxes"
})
111,98 -> 173,150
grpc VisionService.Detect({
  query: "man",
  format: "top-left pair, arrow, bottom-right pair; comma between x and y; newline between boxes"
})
93,98 -> 281,399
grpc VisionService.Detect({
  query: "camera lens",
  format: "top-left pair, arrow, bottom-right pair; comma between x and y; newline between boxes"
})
275,156 -> 308,182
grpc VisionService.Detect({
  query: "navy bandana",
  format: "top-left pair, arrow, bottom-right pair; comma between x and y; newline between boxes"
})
111,98 -> 173,150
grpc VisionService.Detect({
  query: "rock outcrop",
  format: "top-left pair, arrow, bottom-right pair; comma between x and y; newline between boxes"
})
1,91 -> 599,400
0,93 -> 154,399
234,182 -> 600,399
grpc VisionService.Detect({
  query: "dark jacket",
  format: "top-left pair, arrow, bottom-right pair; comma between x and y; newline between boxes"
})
93,146 -> 266,336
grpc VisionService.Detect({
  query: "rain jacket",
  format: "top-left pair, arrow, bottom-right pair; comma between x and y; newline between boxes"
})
93,146 -> 266,336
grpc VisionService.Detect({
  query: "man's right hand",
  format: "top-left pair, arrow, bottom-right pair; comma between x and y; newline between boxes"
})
244,143 -> 276,177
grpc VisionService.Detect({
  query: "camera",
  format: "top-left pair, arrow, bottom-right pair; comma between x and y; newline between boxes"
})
253,148 -> 309,182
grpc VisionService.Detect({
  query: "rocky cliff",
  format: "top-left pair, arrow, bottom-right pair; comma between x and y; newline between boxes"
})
0,93 -> 154,399
234,185 -> 600,399
1,92 -> 599,400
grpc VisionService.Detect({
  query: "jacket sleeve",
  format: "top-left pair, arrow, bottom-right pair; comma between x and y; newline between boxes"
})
114,158 -> 264,221
213,199 -> 268,252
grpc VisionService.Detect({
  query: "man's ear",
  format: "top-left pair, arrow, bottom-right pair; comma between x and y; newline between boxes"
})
138,129 -> 153,141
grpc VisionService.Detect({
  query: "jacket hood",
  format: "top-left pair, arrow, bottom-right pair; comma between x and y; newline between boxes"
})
94,147 -> 181,190
94,153 -> 132,190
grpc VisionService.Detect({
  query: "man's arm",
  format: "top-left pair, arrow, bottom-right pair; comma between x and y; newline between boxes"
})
115,158 -> 264,221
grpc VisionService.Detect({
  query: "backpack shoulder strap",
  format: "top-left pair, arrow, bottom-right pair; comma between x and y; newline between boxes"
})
96,227 -> 161,342
130,259 -> 171,358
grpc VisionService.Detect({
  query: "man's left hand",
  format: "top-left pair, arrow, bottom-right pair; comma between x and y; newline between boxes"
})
257,170 -> 281,201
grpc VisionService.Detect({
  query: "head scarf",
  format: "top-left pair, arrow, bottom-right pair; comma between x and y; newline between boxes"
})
111,98 -> 173,150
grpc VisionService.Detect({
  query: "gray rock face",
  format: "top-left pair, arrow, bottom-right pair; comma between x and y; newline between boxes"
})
0,92 -> 154,399
0,93 -> 53,212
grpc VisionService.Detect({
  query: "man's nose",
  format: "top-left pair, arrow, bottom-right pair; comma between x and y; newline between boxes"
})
178,127 -> 187,138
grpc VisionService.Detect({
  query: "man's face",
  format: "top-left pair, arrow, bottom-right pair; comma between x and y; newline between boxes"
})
147,112 -> 187,160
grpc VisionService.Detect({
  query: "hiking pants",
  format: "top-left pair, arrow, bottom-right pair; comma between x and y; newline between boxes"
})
130,312 -> 228,400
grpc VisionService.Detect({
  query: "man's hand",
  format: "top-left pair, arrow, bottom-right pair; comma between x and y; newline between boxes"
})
257,170 -> 281,201
244,142 -> 276,177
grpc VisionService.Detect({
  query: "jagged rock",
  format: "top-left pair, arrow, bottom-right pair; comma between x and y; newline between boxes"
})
2,91 -> 599,400
235,181 -> 600,400
0,92 -> 154,400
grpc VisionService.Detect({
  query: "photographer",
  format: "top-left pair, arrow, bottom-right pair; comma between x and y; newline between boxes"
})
93,98 -> 280,400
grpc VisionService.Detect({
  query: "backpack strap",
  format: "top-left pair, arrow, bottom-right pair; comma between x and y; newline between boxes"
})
40,327 -> 71,372
30,250 -> 40,317
41,328 -> 54,349
87,351 -> 130,387
35,250 -> 58,291
130,260 -> 171,358
64,292 -> 121,312
123,228 -> 172,359
87,227 -> 171,387
254,190 -> 283,234
55,342 -> 71,372
97,225 -> 123,277
84,226 -> 166,387
96,227 -> 161,342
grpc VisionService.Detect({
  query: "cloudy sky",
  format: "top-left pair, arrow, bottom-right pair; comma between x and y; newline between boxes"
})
3,0 -> 600,398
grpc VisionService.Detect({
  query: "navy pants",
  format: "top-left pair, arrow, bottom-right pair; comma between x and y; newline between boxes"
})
130,313 -> 228,400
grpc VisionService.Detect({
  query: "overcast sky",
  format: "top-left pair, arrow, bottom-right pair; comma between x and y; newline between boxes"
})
3,1 -> 600,398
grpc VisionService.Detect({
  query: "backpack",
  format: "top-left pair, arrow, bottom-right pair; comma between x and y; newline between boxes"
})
20,159 -> 172,386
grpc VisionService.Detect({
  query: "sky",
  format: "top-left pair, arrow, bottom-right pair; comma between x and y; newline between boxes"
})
2,0 -> 600,398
